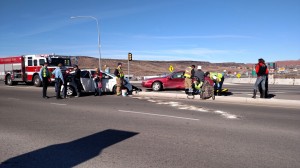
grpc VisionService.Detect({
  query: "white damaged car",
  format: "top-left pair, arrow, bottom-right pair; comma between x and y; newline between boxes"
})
65,69 -> 135,96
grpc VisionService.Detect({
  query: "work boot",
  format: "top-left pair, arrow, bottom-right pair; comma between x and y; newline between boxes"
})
217,89 -> 221,96
252,89 -> 257,99
185,89 -> 189,95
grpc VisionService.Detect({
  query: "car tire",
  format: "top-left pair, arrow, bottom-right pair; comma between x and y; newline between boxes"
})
66,86 -> 75,96
33,75 -> 42,87
152,82 -> 162,91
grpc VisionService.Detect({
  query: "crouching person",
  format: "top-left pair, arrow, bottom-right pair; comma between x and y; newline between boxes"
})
192,80 -> 203,95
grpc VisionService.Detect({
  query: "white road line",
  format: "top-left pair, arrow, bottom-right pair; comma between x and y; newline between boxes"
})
215,110 -> 238,119
50,103 -> 67,106
118,110 -> 199,121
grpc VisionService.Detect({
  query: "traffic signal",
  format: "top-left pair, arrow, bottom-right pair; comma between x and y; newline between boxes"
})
128,53 -> 132,61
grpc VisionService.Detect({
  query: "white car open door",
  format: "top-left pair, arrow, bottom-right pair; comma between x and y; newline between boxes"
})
80,70 -> 94,92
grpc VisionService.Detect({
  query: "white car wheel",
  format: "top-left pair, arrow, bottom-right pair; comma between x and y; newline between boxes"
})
152,82 -> 162,91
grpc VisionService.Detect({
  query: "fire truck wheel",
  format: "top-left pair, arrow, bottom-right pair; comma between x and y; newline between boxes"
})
33,75 -> 42,87
6,75 -> 13,86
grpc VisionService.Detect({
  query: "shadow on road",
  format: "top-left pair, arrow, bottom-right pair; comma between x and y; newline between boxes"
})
0,129 -> 139,168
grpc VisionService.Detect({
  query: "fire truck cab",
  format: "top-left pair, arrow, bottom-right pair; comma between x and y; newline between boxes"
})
0,54 -> 73,87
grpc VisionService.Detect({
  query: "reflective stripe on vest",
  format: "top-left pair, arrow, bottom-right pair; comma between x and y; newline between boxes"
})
195,82 -> 203,90
42,67 -> 49,77
117,67 -> 124,78
184,67 -> 192,78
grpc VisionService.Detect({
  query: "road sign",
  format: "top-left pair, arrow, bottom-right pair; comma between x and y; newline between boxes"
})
236,73 -> 241,78
169,65 -> 174,72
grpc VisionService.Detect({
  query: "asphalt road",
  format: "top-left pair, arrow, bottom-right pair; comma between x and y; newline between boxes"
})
0,83 -> 300,168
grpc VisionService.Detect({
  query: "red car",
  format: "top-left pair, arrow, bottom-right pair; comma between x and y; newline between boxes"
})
142,71 -> 185,91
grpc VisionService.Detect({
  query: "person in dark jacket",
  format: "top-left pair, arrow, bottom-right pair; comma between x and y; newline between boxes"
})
73,65 -> 81,97
194,65 -> 205,82
252,58 -> 269,98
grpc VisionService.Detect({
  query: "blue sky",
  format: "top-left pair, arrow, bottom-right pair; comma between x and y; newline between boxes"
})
0,0 -> 299,63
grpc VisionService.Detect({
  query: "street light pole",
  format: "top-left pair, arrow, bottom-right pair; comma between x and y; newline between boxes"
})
70,16 -> 102,70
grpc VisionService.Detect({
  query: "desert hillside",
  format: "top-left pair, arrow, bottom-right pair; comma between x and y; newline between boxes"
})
71,56 -> 246,77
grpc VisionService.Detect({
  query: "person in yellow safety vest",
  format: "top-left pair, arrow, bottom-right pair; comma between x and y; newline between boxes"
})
193,80 -> 203,95
114,62 -> 124,96
39,63 -> 51,99
210,72 -> 224,95
184,65 -> 195,94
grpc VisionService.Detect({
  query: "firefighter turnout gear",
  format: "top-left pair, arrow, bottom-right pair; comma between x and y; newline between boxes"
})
114,63 -> 124,96
184,65 -> 195,94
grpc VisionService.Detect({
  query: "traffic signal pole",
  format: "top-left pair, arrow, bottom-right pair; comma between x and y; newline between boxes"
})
128,53 -> 132,82
128,58 -> 130,82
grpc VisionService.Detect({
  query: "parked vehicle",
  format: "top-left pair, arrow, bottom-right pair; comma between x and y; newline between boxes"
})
141,71 -> 185,91
0,54 -> 73,87
65,69 -> 136,96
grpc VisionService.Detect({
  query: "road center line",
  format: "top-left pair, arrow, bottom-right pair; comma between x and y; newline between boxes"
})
118,110 -> 199,121
50,103 -> 67,106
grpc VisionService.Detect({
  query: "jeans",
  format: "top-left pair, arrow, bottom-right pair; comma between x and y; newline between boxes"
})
93,80 -> 102,95
254,76 -> 266,90
55,78 -> 62,98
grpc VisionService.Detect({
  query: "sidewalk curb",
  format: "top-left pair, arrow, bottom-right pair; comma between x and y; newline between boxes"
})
134,92 -> 300,108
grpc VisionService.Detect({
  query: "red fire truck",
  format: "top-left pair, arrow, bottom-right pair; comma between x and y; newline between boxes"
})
0,54 -> 73,86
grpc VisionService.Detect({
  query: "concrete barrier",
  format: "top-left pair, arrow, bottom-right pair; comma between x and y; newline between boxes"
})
274,79 -> 294,85
249,78 -> 256,84
223,78 -> 297,85
231,78 -> 251,84
293,79 -> 300,85
224,78 -> 233,83
268,78 -> 275,85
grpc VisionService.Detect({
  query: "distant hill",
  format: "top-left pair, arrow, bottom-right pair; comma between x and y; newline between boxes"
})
71,56 -> 247,76
275,60 -> 300,67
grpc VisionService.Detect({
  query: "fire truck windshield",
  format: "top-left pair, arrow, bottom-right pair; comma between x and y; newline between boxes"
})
47,58 -> 71,67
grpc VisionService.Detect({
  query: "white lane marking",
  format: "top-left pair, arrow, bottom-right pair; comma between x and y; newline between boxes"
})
50,103 -> 67,106
118,110 -> 199,121
215,110 -> 238,119
137,97 -> 239,119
